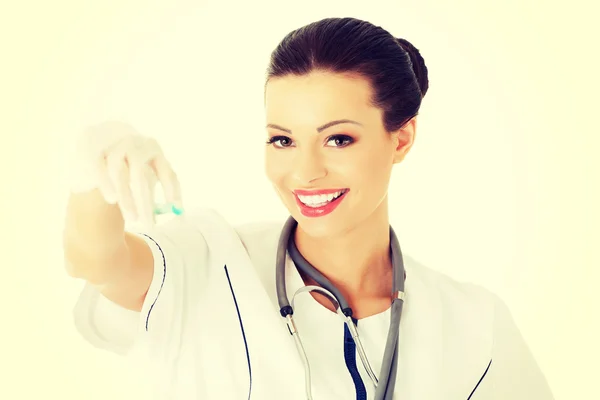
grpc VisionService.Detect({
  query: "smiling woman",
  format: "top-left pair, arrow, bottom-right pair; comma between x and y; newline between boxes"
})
264,71 -> 415,240
63,17 -> 555,400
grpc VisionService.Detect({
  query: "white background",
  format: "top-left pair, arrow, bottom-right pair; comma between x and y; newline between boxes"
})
1,0 -> 598,399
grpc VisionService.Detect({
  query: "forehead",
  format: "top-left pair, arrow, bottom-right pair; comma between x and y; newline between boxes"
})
264,71 -> 380,127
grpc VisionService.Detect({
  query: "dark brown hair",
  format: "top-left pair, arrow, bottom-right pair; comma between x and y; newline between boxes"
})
266,17 -> 429,132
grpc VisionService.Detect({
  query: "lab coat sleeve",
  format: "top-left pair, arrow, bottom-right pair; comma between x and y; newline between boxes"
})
484,293 -> 556,399
72,212 -> 211,357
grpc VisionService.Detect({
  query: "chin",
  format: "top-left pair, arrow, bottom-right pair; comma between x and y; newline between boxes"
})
290,209 -> 351,240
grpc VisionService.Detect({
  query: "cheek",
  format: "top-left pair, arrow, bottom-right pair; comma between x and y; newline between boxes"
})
344,150 -> 394,198
264,152 -> 287,186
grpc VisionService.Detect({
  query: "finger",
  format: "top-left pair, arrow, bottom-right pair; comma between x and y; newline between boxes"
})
69,136 -> 117,200
95,154 -> 118,204
152,154 -> 184,211
129,163 -> 157,228
106,146 -> 137,222
127,140 -> 159,226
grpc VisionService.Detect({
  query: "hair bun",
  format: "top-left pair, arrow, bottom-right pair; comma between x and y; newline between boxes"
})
396,38 -> 429,97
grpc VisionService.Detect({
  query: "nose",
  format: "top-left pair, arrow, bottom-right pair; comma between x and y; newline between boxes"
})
292,147 -> 327,184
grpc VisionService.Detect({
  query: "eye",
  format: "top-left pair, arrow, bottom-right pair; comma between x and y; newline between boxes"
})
326,134 -> 354,148
266,135 -> 294,148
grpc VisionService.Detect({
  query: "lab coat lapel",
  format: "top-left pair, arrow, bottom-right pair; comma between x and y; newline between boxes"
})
191,209 -> 307,398
397,260 -> 445,399
400,257 -> 494,399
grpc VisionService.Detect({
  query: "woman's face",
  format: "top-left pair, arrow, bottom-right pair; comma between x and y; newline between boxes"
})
264,70 -> 415,238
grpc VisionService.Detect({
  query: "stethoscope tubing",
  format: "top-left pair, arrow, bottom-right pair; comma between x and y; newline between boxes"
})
275,216 -> 406,400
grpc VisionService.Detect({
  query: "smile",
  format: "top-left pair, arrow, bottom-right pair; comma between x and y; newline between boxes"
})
296,190 -> 347,207
293,189 -> 349,217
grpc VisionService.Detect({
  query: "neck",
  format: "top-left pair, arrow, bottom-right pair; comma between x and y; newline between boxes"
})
294,203 -> 393,304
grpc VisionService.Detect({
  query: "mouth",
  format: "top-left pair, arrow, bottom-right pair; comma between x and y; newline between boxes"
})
294,189 -> 348,207
292,189 -> 349,217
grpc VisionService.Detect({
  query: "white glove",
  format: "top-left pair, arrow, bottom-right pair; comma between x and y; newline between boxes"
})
69,121 -> 183,227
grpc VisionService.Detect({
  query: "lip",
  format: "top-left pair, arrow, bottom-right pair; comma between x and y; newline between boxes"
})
293,188 -> 348,196
293,189 -> 349,218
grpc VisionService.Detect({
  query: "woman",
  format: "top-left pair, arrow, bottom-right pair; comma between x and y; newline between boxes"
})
64,17 -> 554,399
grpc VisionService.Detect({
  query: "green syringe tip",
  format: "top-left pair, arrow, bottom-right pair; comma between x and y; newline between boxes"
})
171,204 -> 184,215
153,203 -> 183,215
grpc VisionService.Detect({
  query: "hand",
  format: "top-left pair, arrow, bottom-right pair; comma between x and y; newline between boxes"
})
69,121 -> 183,227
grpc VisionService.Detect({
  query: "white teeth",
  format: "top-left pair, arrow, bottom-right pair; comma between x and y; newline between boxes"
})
297,190 -> 346,208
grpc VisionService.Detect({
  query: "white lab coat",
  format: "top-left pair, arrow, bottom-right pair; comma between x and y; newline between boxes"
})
73,208 -> 555,399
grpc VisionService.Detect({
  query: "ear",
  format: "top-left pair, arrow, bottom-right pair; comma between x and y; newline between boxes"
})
392,117 -> 417,164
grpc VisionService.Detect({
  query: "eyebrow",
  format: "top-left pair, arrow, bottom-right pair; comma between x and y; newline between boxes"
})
266,119 -> 363,134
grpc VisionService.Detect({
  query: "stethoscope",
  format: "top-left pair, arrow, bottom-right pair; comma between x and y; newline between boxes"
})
275,216 -> 406,400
